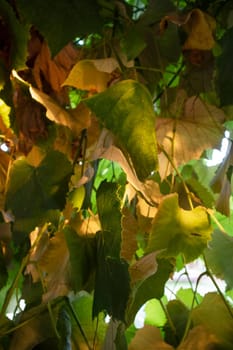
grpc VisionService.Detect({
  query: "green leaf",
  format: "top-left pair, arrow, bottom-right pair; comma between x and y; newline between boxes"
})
0,250 -> 7,290
205,230 -> 233,290
96,181 -> 122,258
6,150 -> 72,218
176,288 -> 202,310
191,292 -> 233,349
63,225 -> 96,292
146,193 -> 212,262
217,27 -> 233,106
85,80 -> 157,181
126,258 -> 173,325
186,177 -> 215,208
71,292 -> 107,347
0,1 -> 28,69
17,0 -> 103,56
93,236 -> 130,321
144,298 -> 167,328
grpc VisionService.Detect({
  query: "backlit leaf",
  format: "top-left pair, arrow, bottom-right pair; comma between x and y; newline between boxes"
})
146,193 -> 212,262
156,94 -> 225,178
63,58 -> 120,92
128,325 -> 173,350
85,80 -> 157,181
191,292 -> 233,349
205,230 -> 233,290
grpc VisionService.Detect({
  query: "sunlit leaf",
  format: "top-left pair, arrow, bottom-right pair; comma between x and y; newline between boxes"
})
71,292 -> 107,348
205,230 -> 233,290
30,88 -> 92,136
146,193 -> 212,262
191,292 -> 233,348
85,80 -> 157,181
156,93 -> 225,178
176,288 -> 202,309
63,58 -> 120,92
144,298 -> 167,328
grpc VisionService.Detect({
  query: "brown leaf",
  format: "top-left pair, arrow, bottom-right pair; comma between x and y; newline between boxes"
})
178,325 -> 221,350
32,41 -> 79,92
129,325 -> 174,350
161,9 -> 216,50
129,252 -> 159,286
156,93 -> 225,178
30,87 -> 92,137
121,207 -> 138,262
26,229 -> 70,302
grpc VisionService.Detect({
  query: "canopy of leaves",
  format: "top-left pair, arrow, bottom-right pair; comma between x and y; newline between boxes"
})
1,0 -> 233,349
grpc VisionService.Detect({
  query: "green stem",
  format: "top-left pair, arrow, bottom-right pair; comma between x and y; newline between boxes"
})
203,253 -> 233,319
181,271 -> 207,343
159,143 -> 194,210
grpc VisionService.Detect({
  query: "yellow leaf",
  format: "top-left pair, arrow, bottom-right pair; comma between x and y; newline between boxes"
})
62,59 -> 116,92
182,9 -> 216,50
129,325 -> 173,350
129,252 -> 159,286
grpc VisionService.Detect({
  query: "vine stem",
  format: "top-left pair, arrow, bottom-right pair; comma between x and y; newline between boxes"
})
207,209 -> 227,234
159,143 -> 194,210
181,271 -> 207,343
203,253 -> 233,319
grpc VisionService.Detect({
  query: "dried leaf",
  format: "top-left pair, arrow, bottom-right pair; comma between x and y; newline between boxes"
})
30,87 -> 91,136
129,252 -> 158,286
33,41 -> 79,92
129,325 -> 174,350
157,94 -> 225,178
121,207 -> 138,262
26,230 -> 70,302
178,325 -> 221,350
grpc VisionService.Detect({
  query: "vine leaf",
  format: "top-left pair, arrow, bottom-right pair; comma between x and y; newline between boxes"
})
146,193 -> 212,262
156,94 -> 225,178
17,0 -> 103,56
62,58 -> 120,93
191,292 -> 233,348
128,325 -> 174,350
6,150 -> 72,219
85,79 -> 158,181
30,87 -> 92,136
178,325 -> 221,350
205,230 -> 233,290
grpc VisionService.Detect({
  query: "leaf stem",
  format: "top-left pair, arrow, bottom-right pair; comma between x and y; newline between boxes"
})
159,143 -> 194,210
65,297 -> 92,350
203,253 -> 233,319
